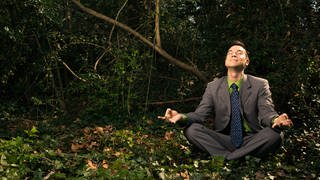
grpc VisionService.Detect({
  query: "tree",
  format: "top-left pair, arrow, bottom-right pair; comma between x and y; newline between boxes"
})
71,0 -> 208,82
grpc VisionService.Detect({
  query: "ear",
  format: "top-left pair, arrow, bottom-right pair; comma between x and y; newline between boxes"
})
245,58 -> 250,66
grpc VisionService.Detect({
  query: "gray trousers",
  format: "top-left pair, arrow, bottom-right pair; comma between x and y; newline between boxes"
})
184,123 -> 282,160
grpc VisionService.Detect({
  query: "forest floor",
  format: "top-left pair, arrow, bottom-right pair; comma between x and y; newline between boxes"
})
0,114 -> 319,179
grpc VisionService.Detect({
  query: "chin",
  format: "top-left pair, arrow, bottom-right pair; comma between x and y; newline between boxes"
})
227,64 -> 240,68
227,65 -> 245,70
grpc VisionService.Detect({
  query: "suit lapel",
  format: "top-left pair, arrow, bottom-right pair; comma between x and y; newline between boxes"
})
240,74 -> 252,114
219,77 -> 231,116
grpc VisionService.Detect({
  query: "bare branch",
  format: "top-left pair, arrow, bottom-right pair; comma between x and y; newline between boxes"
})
71,0 -> 208,82
58,59 -> 87,82
94,0 -> 128,72
147,97 -> 201,105
108,0 -> 128,44
94,51 -> 106,72
155,0 -> 161,47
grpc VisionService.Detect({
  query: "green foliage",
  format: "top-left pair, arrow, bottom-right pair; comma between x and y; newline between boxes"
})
289,56 -> 320,118
1,116 -> 319,179
0,0 -> 319,179
0,127 -> 43,178
1,0 -> 318,118
64,48 -> 149,122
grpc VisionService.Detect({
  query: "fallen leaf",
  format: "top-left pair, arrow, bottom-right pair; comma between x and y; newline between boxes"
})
104,125 -> 113,133
55,148 -> 63,156
276,169 -> 286,177
180,144 -> 189,151
95,127 -> 104,134
86,160 -> 97,171
88,141 -> 98,148
159,171 -> 166,180
255,171 -> 265,179
83,127 -> 91,134
102,160 -> 109,169
103,147 -> 113,152
114,151 -> 121,157
71,143 -> 85,152
180,170 -> 190,180
142,134 -> 149,139
164,131 -> 174,140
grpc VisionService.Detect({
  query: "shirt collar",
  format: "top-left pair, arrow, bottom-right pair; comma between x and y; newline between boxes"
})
227,77 -> 243,89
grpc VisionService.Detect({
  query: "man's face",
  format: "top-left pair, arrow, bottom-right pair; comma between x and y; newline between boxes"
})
225,45 -> 249,70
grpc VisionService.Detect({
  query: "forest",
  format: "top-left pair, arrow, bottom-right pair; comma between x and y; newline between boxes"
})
0,0 -> 319,179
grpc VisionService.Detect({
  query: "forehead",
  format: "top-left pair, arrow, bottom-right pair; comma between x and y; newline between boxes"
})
228,45 -> 246,52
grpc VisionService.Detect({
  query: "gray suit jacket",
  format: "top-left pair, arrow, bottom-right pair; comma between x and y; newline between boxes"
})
186,74 -> 278,133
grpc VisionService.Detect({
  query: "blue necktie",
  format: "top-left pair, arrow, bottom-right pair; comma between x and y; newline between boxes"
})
230,83 -> 243,148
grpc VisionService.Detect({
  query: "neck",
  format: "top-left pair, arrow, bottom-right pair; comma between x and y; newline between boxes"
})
227,69 -> 244,82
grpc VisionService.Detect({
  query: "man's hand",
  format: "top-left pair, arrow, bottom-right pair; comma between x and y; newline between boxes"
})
272,113 -> 293,129
158,108 -> 182,124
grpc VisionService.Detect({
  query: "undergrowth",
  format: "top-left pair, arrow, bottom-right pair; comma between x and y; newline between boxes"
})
0,114 -> 319,179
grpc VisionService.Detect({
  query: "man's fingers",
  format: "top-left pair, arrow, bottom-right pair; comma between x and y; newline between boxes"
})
280,113 -> 289,119
158,108 -> 172,121
158,108 -> 179,123
279,113 -> 293,127
284,120 -> 293,127
157,116 -> 166,120
158,108 -> 171,120
166,108 -> 172,116
272,119 -> 293,129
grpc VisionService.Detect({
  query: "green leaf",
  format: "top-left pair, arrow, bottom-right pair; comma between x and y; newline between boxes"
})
1,154 -> 8,166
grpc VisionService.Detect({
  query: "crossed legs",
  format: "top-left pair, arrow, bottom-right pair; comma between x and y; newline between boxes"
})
184,123 -> 282,160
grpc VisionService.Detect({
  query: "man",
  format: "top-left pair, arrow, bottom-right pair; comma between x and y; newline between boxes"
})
158,40 -> 293,160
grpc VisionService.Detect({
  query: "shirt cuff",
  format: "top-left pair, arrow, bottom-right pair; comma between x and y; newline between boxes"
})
271,115 -> 279,126
175,113 -> 190,127
181,113 -> 188,120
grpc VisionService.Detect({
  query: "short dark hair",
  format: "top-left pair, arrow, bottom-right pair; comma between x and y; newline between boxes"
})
229,40 -> 250,56
229,40 -> 246,50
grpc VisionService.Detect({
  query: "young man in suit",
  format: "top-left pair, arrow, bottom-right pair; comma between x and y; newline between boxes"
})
158,40 -> 293,160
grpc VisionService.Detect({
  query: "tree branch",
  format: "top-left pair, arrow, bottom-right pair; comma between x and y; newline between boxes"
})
147,97 -> 201,105
108,0 -> 128,44
155,0 -> 161,47
71,0 -> 208,82
58,59 -> 87,82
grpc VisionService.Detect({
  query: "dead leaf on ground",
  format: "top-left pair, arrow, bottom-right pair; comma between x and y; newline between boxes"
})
102,160 -> 109,169
94,127 -> 104,134
55,148 -> 63,156
142,134 -> 149,139
83,127 -> 91,134
86,160 -> 97,171
276,169 -> 286,177
103,147 -> 113,152
114,151 -> 121,157
180,170 -> 190,180
180,144 -> 189,151
71,143 -> 85,152
104,125 -> 113,133
255,171 -> 265,179
164,131 -> 174,140
88,141 -> 99,148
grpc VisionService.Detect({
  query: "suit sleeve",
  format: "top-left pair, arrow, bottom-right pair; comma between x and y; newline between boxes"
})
257,80 -> 278,127
186,83 -> 214,124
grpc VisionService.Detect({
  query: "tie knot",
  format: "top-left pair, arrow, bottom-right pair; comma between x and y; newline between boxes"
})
231,83 -> 238,90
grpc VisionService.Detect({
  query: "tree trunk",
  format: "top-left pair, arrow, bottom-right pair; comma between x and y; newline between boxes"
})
155,0 -> 161,47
